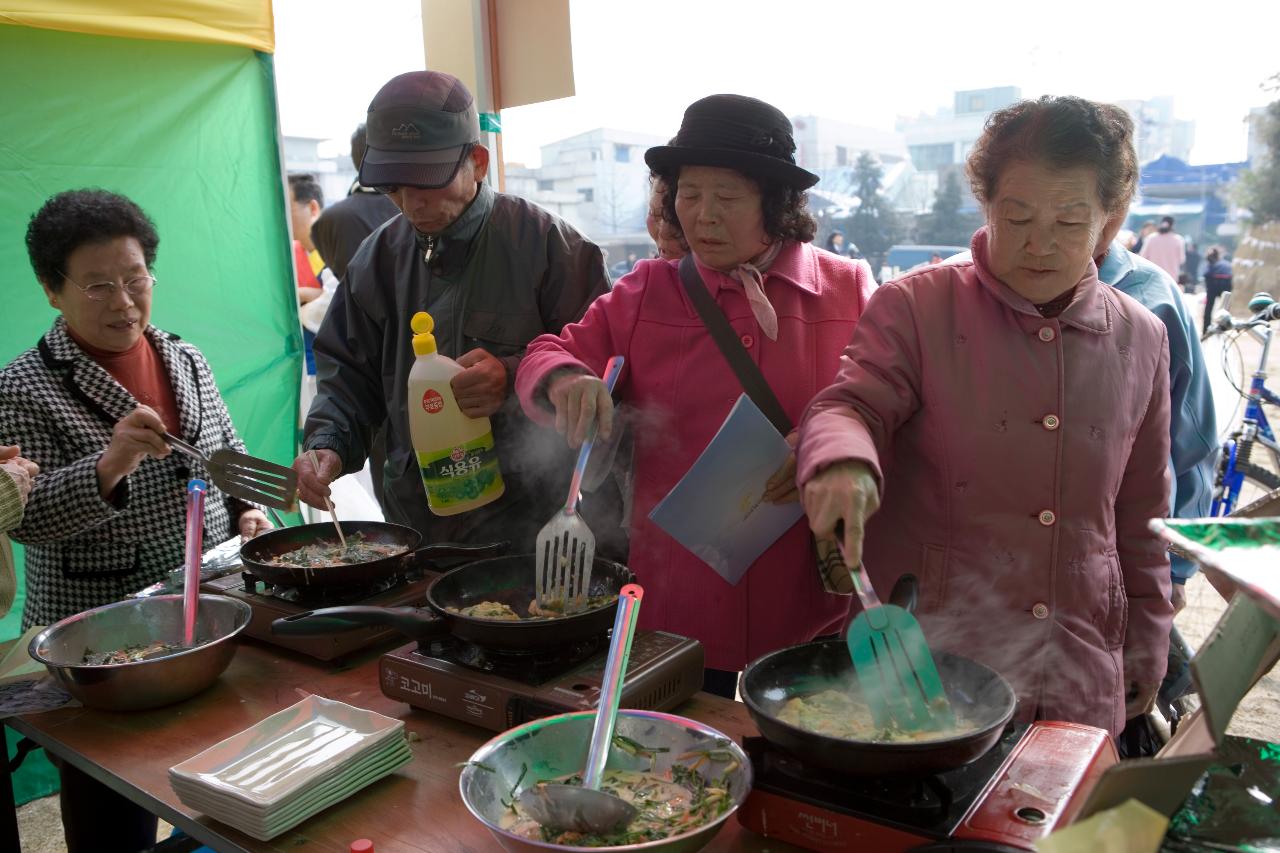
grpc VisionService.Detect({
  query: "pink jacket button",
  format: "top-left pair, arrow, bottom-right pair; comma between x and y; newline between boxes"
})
1038,326 -> 1056,342
1032,602 -> 1050,619
1038,510 -> 1056,526
1042,414 -> 1060,430
740,334 -> 754,348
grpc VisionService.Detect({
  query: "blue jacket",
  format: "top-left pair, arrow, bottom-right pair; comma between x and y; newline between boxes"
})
1098,241 -> 1218,580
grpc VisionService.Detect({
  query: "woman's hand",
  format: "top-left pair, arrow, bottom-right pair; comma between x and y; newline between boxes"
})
764,430 -> 800,504
547,371 -> 614,448
97,406 -> 170,499
801,460 -> 881,568
0,445 -> 39,503
238,509 -> 272,540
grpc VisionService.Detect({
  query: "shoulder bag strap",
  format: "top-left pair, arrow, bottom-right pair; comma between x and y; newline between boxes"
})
678,254 -> 793,435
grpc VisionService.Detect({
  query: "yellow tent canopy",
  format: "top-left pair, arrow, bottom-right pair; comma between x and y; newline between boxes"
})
0,0 -> 273,52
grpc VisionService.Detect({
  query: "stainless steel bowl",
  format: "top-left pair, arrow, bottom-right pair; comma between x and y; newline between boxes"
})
29,594 -> 251,711
460,709 -> 752,852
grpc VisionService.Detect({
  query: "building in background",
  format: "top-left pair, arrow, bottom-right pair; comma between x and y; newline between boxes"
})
504,127 -> 665,267
1115,96 -> 1196,165
895,86 -> 1021,213
283,135 -> 355,206
790,114 -> 928,217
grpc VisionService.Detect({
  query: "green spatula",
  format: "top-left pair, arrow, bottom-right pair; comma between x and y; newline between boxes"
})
844,559 -> 954,734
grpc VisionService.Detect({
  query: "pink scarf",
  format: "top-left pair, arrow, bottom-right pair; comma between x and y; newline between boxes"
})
730,241 -> 783,340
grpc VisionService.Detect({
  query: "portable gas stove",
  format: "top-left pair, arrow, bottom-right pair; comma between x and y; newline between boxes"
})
738,721 -> 1118,852
380,630 -> 705,730
201,564 -> 440,661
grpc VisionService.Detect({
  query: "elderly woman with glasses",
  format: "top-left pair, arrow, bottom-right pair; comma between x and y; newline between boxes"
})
0,189 -> 270,636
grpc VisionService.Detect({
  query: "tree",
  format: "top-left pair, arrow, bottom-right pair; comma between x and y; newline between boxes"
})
917,169 -> 982,246
845,151 -> 901,274
1239,96 -> 1280,224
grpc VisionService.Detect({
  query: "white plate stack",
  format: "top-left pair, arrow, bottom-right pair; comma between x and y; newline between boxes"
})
169,695 -> 412,841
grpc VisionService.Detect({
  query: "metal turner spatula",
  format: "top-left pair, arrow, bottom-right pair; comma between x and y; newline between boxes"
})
534,355 -> 624,614
163,433 -> 298,511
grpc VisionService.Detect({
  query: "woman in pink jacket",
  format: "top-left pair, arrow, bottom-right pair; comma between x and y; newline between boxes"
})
516,95 -> 876,693
799,96 -> 1174,737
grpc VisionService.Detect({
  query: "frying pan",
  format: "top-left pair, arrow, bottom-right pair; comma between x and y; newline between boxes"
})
739,575 -> 1017,777
271,555 -> 635,650
240,520 -> 505,588
740,641 -> 1016,777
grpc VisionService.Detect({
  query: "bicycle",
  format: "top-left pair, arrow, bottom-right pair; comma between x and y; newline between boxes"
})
1202,292 -> 1280,516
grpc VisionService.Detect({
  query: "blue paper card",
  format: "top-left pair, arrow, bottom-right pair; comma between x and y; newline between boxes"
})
648,394 -> 803,585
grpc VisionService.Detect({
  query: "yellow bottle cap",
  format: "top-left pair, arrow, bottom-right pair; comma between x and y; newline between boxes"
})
411,311 -> 436,356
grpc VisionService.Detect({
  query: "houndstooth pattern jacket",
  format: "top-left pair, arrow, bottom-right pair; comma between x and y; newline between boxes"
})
0,318 -> 251,629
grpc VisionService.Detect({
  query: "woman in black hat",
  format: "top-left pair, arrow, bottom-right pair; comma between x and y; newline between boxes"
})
515,95 -> 878,695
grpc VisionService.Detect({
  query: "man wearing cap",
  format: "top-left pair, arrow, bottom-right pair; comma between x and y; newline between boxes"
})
294,71 -> 619,552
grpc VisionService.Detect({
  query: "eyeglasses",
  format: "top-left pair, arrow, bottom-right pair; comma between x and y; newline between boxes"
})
61,271 -> 157,302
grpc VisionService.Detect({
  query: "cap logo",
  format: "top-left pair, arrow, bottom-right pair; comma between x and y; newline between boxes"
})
391,122 -> 421,140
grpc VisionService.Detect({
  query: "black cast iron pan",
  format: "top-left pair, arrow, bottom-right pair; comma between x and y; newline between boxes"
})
270,554 -> 635,650
240,520 -> 505,588
739,576 -> 1017,777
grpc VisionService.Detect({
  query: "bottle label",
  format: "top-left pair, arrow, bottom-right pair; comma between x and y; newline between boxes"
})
421,389 -> 445,414
416,432 -> 504,511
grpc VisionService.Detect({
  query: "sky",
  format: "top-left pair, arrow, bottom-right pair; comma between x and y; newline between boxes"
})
273,0 -> 1279,168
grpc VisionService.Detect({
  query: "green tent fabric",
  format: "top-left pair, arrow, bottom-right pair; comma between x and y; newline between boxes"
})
0,23 -> 301,804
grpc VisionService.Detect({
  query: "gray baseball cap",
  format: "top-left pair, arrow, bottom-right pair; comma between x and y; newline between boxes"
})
360,71 -> 481,188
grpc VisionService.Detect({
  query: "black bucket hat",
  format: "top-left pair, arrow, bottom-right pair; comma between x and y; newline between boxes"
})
645,94 -> 818,190
360,71 -> 481,189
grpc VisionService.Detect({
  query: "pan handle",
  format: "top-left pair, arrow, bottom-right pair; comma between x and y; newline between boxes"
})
410,540 -> 509,561
270,605 -> 450,640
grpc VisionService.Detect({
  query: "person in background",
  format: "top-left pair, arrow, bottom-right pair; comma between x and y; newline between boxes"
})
1132,219 -> 1157,254
311,123 -> 401,281
288,173 -> 329,378
1140,215 -> 1185,281
1,188 -> 271,852
1203,247 -> 1233,334
307,125 -> 402,510
1182,238 -> 1201,294
824,230 -> 848,256
517,94 -> 877,696
929,253 -> 943,264
0,444 -> 38,617
646,174 -> 687,261
294,70 -> 622,555
800,96 -> 1173,739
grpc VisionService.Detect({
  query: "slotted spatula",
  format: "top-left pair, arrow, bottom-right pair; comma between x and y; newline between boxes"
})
163,433 -> 298,511
535,355 -> 624,614
844,556 -> 954,734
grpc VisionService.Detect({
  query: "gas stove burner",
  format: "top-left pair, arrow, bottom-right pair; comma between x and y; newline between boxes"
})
240,569 -> 424,605
413,634 -> 609,685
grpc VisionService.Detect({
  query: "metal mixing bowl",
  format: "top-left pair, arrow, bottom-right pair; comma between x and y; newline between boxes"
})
460,709 -> 752,852
29,594 -> 252,711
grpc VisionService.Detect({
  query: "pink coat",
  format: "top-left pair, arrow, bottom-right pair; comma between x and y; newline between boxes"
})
797,229 -> 1173,736
517,242 -> 877,670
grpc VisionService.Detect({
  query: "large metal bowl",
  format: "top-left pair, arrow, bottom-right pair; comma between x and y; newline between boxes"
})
460,710 -> 752,852
29,594 -> 251,711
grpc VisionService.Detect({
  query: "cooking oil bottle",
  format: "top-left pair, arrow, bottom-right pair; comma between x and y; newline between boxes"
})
407,311 -> 504,515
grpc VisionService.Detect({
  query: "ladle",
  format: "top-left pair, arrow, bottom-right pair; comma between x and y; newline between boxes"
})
517,583 -> 643,834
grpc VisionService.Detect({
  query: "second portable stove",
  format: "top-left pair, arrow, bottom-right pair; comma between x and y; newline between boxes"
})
201,563 -> 441,661
380,629 -> 706,731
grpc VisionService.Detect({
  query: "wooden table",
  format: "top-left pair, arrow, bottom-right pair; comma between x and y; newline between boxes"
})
3,640 -> 801,852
